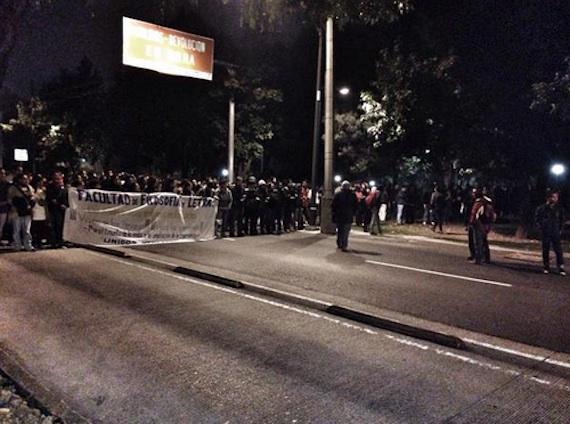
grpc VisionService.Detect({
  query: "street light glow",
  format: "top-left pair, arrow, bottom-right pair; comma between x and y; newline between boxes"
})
370,180 -> 376,187
339,87 -> 350,96
221,169 -> 229,177
551,164 -> 566,176
334,175 -> 342,183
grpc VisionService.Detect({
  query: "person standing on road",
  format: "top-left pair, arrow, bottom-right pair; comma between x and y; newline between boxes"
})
229,177 -> 245,237
31,176 -> 48,249
465,187 -> 477,261
469,188 -> 496,265
430,185 -> 446,233
535,190 -> 566,275
46,171 -> 68,248
368,186 -> 382,236
243,176 -> 259,235
0,169 -> 10,244
216,180 -> 233,238
396,186 -> 408,225
7,174 -> 36,251
379,186 -> 390,222
332,181 -> 357,252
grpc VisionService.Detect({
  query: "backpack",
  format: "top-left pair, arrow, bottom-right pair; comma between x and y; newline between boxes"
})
475,200 -> 495,224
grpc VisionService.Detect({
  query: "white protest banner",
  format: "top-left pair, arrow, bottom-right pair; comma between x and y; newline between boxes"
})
64,188 -> 218,246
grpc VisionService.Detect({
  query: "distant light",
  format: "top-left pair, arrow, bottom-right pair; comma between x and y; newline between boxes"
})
369,180 -> 376,187
334,175 -> 342,183
80,158 -> 87,163
339,87 -> 350,96
551,164 -> 566,176
221,169 -> 229,177
425,149 -> 431,154
49,125 -> 61,137
14,149 -> 29,162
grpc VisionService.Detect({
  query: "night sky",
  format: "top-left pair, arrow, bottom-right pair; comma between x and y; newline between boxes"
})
4,0 -> 371,177
3,1 -> 569,181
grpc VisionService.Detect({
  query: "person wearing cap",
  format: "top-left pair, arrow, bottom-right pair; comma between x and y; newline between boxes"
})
256,179 -> 270,234
535,190 -> 566,275
332,180 -> 357,252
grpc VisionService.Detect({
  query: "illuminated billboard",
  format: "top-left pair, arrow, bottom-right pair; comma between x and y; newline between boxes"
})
122,17 -> 214,81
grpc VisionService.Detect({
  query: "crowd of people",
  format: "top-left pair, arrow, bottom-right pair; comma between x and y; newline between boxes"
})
0,166 -> 566,274
333,181 -> 566,275
0,168 -> 317,249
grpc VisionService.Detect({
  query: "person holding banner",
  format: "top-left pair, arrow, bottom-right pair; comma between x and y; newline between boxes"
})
46,172 -> 68,248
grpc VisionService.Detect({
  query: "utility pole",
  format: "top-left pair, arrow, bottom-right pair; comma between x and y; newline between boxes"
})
321,17 -> 336,234
310,27 -> 324,225
228,98 -> 235,184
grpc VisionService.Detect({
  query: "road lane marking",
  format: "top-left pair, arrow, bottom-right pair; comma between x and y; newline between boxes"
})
83,251 -> 570,392
464,338 -> 570,370
366,260 -> 512,288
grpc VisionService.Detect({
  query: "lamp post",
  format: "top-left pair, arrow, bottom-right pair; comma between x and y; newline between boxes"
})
310,27 -> 323,212
228,98 -> 235,184
321,16 -> 336,234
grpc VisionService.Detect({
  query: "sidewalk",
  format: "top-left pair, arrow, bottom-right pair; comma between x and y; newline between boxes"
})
369,222 -> 570,255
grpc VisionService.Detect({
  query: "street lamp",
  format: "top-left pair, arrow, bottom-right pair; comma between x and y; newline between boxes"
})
369,180 -> 376,187
334,175 -> 342,183
551,163 -> 566,177
221,169 -> 229,178
339,87 -> 350,96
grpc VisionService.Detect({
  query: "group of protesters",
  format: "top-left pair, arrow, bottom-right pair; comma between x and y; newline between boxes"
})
0,168 -> 317,249
0,168 -> 67,251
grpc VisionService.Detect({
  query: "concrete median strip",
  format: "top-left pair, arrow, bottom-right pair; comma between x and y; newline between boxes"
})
82,244 -> 570,378
327,306 -> 465,349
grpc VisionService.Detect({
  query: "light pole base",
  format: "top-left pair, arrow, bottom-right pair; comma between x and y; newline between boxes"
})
319,195 -> 336,235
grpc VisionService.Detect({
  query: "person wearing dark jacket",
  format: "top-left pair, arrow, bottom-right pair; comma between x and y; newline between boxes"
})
230,177 -> 245,237
396,186 -> 407,225
46,171 -> 68,248
332,181 -> 357,252
430,185 -> 445,233
535,191 -> 566,275
7,174 -> 35,251
469,189 -> 496,265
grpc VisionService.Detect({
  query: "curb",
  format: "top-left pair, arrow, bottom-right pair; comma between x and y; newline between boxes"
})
327,306 -> 465,349
173,266 -> 244,289
82,244 -> 570,379
0,345 -> 91,424
76,243 -> 131,258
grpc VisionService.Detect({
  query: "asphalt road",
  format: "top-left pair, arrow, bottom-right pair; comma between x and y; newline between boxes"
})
1,248 -> 570,423
130,230 -> 570,354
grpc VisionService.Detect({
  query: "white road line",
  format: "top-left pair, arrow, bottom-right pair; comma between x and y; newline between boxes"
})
464,338 -> 570,370
366,260 -> 512,288
223,238 -> 236,242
